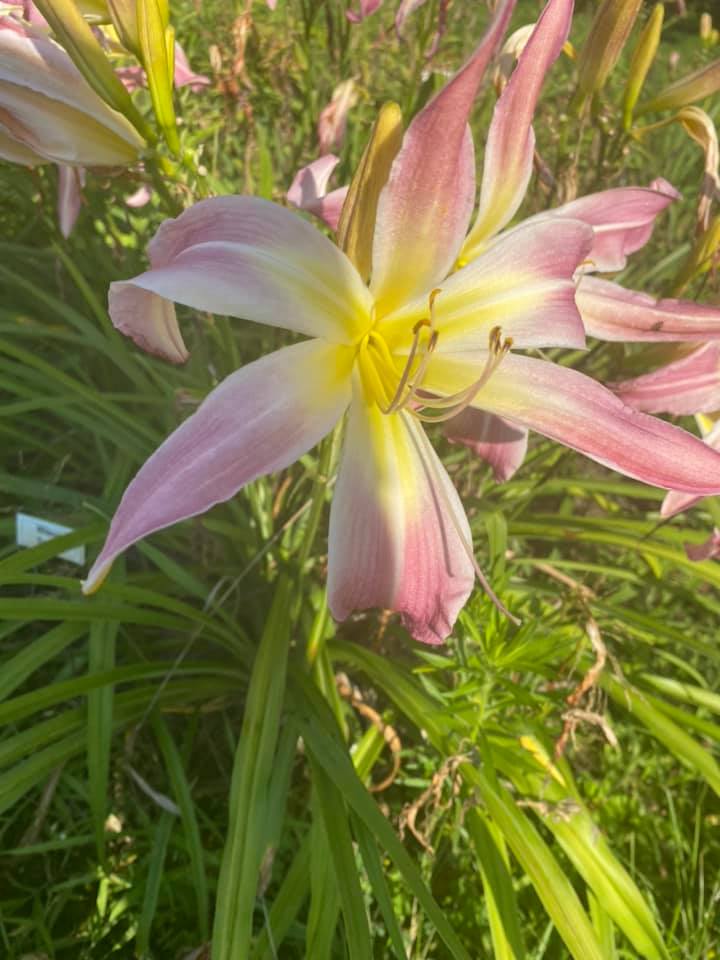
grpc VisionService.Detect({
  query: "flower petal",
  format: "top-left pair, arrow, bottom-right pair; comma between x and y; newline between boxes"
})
286,156 -> 348,231
327,387 -> 475,645
540,177 -> 680,272
369,0 -> 516,315
57,164 -> 85,238
109,196 -> 373,362
380,217 -> 591,350
83,339 -> 353,593
612,343 -> 720,414
463,0 -> 573,256
444,409 -> 528,482
684,528 -> 720,562
661,418 -> 720,517
0,15 -> 143,151
578,276 -> 720,342
0,118 -> 41,163
424,352 -> 720,493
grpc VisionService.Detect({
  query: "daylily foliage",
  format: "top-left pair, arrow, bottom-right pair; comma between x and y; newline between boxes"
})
83,0 -> 720,644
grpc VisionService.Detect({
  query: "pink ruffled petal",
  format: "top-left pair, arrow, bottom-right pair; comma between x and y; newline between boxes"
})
286,156 -> 349,231
444,409 -> 528,481
327,388 -> 475,645
370,0 -> 516,315
381,217 -> 591,350
424,352 -> 720,494
464,0 -> 573,255
612,343 -> 720,414
109,196 -> 372,362
578,276 -> 720,342
83,339 -> 353,592
542,178 -> 680,273
684,528 -> 720,562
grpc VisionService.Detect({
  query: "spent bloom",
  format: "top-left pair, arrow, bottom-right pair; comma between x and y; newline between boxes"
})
82,0 -> 720,644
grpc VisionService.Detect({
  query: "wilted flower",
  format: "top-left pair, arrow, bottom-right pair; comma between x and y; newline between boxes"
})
82,0 -> 720,644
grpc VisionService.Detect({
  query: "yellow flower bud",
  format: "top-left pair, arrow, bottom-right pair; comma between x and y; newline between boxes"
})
575,0 -> 643,108
622,3 -> 664,130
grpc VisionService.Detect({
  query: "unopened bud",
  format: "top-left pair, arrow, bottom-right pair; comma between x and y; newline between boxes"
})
639,58 -> 720,113
622,3 -> 664,130
575,0 -> 643,108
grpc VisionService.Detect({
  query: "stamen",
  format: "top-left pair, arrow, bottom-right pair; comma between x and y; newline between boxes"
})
382,288 -> 441,416
412,325 -> 513,423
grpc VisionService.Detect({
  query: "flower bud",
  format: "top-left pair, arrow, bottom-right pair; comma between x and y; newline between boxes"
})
0,15 -> 144,166
639,58 -> 720,113
575,0 -> 643,108
30,0 -> 150,137
622,2 -> 663,130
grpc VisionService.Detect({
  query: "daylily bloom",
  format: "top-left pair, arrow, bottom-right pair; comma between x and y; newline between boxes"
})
82,0 -> 720,644
0,14 -> 144,165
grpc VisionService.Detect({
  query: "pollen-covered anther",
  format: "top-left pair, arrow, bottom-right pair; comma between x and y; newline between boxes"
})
381,288 -> 442,415
412,324 -> 513,423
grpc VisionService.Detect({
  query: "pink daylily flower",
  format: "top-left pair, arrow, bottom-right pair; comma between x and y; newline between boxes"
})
661,417 -> 720,518
117,41 -> 210,94
83,0 -> 720,644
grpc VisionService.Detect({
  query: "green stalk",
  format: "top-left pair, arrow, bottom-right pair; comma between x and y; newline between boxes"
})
211,575 -> 292,960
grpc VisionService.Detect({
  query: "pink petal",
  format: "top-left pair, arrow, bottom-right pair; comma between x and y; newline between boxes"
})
444,409 -> 528,481
126,183 -> 153,207
542,177 -> 680,273
425,352 -> 720,493
578,276 -> 720,342
369,0 -> 516,316
612,343 -> 720,414
464,0 -> 573,254
0,120 -> 42,163
173,42 -> 211,92
661,489 -> 704,518
0,16 -> 143,155
346,0 -> 382,23
661,419 -> 720,517
83,339 -> 353,593
286,156 -> 349,231
381,217 -> 591,350
116,64 -> 145,94
684,528 -> 720,562
327,391 -> 475,644
57,164 -> 85,237
109,196 -> 372,362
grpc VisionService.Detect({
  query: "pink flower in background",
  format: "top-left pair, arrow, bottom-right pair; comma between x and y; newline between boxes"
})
82,0 -> 720,644
317,79 -> 357,155
117,41 -> 210,94
287,155 -> 348,231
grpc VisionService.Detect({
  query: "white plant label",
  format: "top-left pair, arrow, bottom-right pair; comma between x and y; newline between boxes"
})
15,513 -> 86,566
